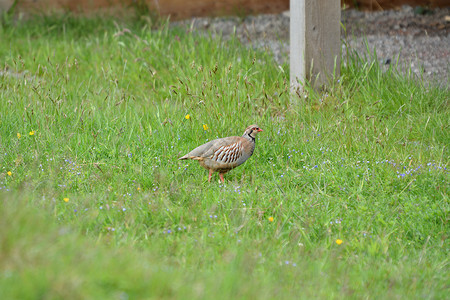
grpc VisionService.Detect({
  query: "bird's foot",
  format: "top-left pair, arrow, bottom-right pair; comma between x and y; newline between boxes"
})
208,170 -> 213,182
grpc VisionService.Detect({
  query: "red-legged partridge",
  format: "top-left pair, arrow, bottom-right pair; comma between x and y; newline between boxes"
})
179,125 -> 263,182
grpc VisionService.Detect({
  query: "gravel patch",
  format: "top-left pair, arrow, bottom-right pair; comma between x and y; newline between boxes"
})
172,6 -> 450,87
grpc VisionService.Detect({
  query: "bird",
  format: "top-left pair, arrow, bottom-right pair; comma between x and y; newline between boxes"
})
179,124 -> 263,182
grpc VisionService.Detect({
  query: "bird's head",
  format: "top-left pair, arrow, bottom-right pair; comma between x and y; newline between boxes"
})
243,124 -> 263,141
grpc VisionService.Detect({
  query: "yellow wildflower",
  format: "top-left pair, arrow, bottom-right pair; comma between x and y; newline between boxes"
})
336,239 -> 343,245
29,130 -> 35,136
203,124 -> 209,131
185,114 -> 190,120
63,197 -> 69,203
17,133 -> 21,139
268,216 -> 274,222
7,171 -> 12,176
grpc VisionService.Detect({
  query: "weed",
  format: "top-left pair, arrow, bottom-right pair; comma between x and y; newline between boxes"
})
0,15 -> 448,299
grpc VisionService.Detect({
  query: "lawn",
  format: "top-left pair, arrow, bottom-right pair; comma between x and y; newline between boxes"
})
0,15 -> 448,299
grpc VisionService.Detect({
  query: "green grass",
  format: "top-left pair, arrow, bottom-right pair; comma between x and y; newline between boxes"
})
0,14 -> 449,299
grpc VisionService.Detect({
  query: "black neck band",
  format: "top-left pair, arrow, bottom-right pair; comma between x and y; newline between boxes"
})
248,133 -> 255,142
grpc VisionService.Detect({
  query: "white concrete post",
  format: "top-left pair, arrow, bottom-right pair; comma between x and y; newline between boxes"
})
290,0 -> 341,92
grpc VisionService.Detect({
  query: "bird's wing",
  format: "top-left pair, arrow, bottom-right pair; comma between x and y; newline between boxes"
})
179,136 -> 245,163
207,138 -> 245,164
179,140 -> 216,159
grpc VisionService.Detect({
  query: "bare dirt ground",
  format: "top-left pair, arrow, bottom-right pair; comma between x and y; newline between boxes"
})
173,6 -> 450,87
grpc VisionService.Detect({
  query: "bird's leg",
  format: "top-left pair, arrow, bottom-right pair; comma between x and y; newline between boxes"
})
219,173 -> 225,183
208,169 -> 213,182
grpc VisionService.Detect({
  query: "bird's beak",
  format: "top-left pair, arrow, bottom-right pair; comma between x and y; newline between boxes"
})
257,128 -> 263,132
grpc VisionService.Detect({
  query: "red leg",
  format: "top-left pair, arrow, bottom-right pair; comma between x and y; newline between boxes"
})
219,173 -> 225,183
208,169 -> 213,182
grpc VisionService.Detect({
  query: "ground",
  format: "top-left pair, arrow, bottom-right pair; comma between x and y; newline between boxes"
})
174,6 -> 450,86
0,8 -> 448,299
